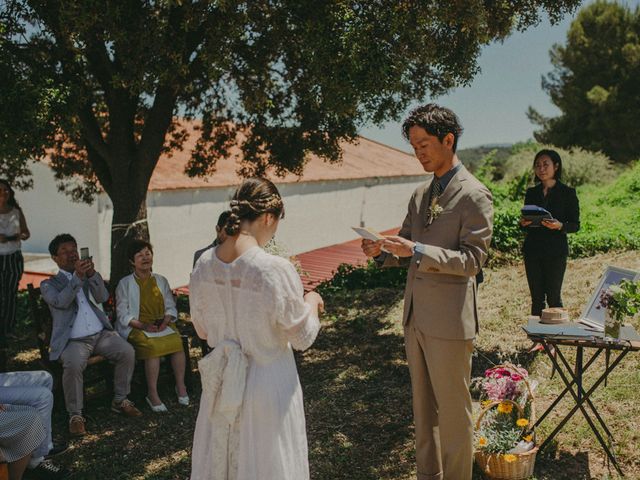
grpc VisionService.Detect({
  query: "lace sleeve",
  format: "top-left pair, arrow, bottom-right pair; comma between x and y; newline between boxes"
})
188,268 -> 208,341
269,258 -> 320,351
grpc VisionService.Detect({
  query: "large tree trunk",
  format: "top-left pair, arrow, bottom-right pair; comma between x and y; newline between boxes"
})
109,195 -> 149,291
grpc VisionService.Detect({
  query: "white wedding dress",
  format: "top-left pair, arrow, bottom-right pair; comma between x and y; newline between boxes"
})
189,246 -> 320,480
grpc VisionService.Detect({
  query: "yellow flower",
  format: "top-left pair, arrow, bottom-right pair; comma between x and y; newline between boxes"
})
478,437 -> 488,447
481,400 -> 492,408
497,402 -> 513,414
503,454 -> 517,463
523,434 -> 533,442
516,418 -> 529,427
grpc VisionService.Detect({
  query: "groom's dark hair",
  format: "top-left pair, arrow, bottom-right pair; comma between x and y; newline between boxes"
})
402,104 -> 463,152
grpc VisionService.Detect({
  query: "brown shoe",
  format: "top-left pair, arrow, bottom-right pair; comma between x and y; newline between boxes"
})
111,398 -> 142,417
69,415 -> 86,436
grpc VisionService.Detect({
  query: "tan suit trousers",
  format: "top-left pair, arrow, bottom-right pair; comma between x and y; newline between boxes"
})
405,314 -> 474,480
59,329 -> 135,414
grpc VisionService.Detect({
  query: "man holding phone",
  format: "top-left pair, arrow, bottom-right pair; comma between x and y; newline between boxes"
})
41,234 -> 142,436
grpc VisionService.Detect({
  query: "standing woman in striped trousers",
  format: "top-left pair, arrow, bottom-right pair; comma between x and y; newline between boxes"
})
0,179 -> 30,343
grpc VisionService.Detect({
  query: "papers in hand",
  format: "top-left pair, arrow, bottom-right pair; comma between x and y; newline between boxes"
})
143,328 -> 178,339
352,226 -> 385,242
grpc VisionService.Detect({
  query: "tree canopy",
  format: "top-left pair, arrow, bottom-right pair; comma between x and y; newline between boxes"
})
0,0 -> 580,283
528,1 -> 640,163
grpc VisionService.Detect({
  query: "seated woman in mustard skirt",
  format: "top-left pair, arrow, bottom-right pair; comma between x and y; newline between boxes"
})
116,239 -> 189,412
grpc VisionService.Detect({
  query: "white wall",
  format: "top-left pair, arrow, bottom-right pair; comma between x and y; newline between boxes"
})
17,163 -> 427,287
275,176 -> 427,252
142,176 -> 427,288
18,162 -> 100,271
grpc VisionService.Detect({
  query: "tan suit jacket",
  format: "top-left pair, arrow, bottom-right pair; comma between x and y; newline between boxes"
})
384,165 -> 493,340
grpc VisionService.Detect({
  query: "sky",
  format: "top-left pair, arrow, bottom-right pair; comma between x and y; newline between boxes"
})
360,0 -> 640,152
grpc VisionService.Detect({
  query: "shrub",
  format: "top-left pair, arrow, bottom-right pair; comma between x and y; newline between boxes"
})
316,260 -> 407,295
501,143 -> 618,187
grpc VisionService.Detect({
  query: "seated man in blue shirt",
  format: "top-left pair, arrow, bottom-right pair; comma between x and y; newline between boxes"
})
41,234 -> 142,436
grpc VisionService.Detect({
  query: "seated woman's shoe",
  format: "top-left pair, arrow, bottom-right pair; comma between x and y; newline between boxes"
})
146,396 -> 168,413
176,387 -> 190,406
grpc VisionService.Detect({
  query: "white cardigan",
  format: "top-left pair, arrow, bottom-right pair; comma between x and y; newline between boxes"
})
115,273 -> 178,339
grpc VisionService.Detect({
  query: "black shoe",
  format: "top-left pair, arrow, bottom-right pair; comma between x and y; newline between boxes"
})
25,460 -> 70,480
45,442 -> 69,458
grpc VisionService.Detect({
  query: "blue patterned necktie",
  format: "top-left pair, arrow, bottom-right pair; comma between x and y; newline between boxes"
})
426,179 -> 443,224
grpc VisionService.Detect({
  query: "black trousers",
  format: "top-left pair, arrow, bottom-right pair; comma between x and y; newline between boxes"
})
0,251 -> 24,341
524,253 -> 567,316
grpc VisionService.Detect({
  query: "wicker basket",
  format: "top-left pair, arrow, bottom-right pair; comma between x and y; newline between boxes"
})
474,447 -> 538,480
474,364 -> 538,480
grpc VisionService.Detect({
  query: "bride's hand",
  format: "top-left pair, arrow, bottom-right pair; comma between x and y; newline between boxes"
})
304,291 -> 325,314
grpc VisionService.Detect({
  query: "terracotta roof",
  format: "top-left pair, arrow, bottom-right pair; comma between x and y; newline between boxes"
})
19,271 -> 52,290
296,228 -> 399,290
150,122 -> 421,190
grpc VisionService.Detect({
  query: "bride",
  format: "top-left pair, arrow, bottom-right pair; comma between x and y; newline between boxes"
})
189,177 -> 324,480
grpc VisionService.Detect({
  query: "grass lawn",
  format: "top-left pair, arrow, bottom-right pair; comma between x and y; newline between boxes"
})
5,249 -> 640,479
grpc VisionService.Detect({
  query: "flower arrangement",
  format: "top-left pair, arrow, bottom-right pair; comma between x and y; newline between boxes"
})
475,401 -> 533,455
597,280 -> 640,339
473,364 -> 538,479
597,280 -> 640,322
472,364 -> 536,456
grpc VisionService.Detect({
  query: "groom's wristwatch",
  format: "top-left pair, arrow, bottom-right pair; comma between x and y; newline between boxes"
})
411,242 -> 423,265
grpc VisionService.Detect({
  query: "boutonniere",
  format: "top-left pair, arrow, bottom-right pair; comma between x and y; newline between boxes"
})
427,198 -> 444,225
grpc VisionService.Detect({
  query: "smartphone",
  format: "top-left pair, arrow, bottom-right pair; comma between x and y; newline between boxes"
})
80,247 -> 90,260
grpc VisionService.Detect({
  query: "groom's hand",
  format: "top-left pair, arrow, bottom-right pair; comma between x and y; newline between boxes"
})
361,239 -> 382,258
382,236 -> 415,257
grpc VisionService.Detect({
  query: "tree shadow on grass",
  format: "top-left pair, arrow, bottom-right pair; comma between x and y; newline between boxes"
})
49,380 -> 198,479
301,287 -> 415,480
535,447 -> 595,479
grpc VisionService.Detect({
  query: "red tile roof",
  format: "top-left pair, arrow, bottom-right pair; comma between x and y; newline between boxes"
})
296,228 -> 399,290
19,271 -> 52,290
149,122 -> 421,191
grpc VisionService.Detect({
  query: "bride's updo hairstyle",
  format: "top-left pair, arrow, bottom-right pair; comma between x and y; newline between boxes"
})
225,177 -> 284,236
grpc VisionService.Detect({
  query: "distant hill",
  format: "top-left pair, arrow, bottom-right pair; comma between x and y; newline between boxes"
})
458,144 -> 513,173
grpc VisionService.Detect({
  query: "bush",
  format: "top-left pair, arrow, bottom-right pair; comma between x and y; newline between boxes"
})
501,143 -> 618,187
316,261 -> 407,295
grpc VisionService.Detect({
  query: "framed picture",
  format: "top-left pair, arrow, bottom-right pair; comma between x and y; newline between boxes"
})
579,265 -> 640,330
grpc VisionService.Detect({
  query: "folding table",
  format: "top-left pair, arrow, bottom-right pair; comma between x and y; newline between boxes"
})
524,321 -> 640,477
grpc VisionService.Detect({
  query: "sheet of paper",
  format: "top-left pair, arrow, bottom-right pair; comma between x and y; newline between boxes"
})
143,328 -> 179,339
351,226 -> 385,241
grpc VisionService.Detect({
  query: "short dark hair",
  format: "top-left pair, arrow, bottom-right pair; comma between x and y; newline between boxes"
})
127,238 -> 153,264
533,149 -> 562,182
402,103 -> 463,152
48,234 -> 77,256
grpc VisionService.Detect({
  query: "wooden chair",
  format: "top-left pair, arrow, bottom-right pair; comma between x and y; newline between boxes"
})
26,284 -> 114,403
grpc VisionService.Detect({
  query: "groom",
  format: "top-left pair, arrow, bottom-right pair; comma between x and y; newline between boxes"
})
362,104 -> 493,479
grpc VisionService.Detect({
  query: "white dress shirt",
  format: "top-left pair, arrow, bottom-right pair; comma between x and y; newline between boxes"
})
60,269 -> 104,339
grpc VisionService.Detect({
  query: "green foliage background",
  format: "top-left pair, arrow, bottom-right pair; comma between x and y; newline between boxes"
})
481,146 -> 640,265
528,1 -> 640,163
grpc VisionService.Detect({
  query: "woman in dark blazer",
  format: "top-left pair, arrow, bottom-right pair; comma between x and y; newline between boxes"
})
520,149 -> 580,316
